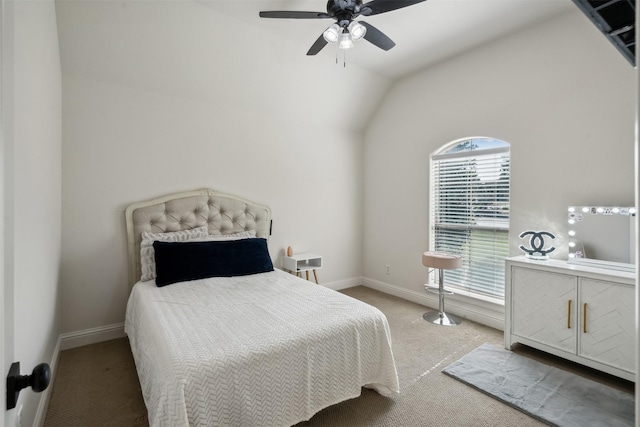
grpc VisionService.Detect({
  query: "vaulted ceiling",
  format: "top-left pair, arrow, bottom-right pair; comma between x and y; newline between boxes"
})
202,0 -> 575,78
55,0 -> 579,133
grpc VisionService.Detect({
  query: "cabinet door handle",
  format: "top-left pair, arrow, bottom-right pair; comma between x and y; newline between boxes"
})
567,300 -> 572,329
583,303 -> 587,333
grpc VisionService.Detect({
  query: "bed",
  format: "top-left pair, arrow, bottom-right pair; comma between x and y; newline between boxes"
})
123,188 -> 399,426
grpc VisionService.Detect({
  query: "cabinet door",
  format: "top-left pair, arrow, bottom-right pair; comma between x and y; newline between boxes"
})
579,278 -> 635,373
511,267 -> 577,353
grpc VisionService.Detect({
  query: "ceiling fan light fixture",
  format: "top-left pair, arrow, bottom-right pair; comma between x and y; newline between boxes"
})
260,0 -> 424,56
338,32 -> 354,49
348,21 -> 366,40
323,24 -> 340,44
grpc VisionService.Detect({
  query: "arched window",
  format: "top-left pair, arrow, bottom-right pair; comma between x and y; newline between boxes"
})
430,137 -> 510,299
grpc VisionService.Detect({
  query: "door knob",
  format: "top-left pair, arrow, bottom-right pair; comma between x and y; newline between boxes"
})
6,362 -> 51,409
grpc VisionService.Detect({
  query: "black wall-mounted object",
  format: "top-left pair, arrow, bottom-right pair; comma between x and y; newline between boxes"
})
572,0 -> 636,66
6,362 -> 51,410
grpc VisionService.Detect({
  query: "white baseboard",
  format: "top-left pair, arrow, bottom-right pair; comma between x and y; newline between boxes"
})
60,322 -> 126,351
362,277 -> 505,331
36,325 -> 125,426
34,336 -> 62,427
321,276 -> 362,291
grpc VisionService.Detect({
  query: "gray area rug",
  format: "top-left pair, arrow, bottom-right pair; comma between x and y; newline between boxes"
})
442,343 -> 634,427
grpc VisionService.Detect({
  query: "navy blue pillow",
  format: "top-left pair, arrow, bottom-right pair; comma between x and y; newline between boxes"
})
153,238 -> 274,287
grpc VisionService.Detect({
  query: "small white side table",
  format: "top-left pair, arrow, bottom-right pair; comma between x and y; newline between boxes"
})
283,253 -> 322,284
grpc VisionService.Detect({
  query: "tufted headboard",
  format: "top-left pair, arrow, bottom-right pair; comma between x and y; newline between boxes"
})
125,188 -> 272,288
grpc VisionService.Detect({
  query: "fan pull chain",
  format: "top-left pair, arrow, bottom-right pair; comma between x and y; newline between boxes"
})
334,47 -> 347,68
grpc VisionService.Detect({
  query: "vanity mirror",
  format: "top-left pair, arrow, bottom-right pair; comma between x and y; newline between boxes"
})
567,206 -> 636,272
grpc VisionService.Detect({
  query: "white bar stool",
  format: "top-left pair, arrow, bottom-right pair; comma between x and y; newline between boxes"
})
422,251 -> 462,326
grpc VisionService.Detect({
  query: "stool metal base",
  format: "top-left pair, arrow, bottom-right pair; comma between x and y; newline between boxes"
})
422,310 -> 461,326
423,266 -> 461,326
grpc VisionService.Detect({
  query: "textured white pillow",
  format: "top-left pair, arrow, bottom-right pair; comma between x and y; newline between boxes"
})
189,230 -> 256,242
140,226 -> 209,281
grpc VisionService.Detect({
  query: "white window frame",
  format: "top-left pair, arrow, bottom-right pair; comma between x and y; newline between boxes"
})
429,137 -> 510,302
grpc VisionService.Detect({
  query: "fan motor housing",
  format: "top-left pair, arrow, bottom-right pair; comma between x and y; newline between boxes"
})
326,0 -> 362,18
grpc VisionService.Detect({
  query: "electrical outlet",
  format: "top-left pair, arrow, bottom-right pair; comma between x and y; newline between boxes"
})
16,404 -> 23,427
385,265 -> 391,275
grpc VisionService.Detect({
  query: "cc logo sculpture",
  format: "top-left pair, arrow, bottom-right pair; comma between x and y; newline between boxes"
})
519,230 -> 556,259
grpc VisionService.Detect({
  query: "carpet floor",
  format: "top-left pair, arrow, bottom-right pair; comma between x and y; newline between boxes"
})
44,286 -> 634,426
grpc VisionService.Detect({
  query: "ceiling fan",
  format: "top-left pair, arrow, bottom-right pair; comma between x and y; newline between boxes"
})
259,0 -> 427,55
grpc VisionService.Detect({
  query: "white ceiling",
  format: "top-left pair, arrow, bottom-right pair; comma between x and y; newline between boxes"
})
201,0 -> 576,79
55,0 -> 580,134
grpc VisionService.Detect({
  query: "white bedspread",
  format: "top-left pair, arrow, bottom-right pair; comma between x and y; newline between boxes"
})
125,269 -> 399,427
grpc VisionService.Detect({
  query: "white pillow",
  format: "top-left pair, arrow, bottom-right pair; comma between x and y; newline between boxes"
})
140,226 -> 209,281
189,230 -> 256,242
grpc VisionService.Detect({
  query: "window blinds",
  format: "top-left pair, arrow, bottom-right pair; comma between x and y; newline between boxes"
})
431,147 -> 510,299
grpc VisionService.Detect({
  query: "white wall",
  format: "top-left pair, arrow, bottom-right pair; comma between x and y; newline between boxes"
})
56,2 -> 636,336
57,1 -> 388,334
363,10 -> 635,300
635,0 -> 639,415
2,2 -> 15,426
8,0 -> 62,426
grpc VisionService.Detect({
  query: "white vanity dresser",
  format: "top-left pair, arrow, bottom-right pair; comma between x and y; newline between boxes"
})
504,255 -> 636,382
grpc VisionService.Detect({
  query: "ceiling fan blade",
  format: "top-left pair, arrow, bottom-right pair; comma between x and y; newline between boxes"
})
307,34 -> 329,55
360,21 -> 395,50
361,0 -> 427,16
259,11 -> 331,19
